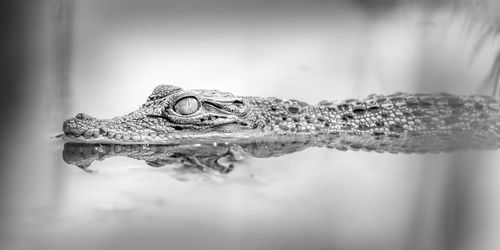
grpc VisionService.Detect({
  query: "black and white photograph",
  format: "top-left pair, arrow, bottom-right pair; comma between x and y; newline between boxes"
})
2,0 -> 500,249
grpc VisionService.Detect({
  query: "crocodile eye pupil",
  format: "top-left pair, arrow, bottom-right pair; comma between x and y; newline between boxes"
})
174,97 -> 199,115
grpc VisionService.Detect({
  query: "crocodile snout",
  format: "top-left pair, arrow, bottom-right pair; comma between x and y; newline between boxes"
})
63,113 -> 101,139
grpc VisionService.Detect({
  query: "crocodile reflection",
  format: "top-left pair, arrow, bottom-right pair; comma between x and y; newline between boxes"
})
63,137 -> 313,174
63,130 -> 500,173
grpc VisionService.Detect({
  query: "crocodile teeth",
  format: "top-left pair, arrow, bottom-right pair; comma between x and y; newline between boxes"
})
122,134 -> 131,141
83,130 -> 93,139
99,128 -> 107,136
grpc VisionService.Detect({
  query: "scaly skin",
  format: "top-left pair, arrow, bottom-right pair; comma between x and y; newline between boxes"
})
63,85 -> 500,153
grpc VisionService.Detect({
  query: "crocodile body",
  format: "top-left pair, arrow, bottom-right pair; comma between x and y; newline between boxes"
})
63,85 -> 500,153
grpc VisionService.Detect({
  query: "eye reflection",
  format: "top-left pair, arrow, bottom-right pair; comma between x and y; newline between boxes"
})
174,97 -> 200,115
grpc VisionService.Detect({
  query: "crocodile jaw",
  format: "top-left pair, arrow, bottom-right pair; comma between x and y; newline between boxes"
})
62,113 -> 258,144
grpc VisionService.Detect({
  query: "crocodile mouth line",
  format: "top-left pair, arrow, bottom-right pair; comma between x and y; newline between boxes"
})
63,120 -> 252,144
63,130 -> 269,145
64,131 -> 150,143
63,133 -> 193,144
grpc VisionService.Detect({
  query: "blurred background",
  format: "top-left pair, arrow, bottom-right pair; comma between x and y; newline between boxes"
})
1,0 -> 500,249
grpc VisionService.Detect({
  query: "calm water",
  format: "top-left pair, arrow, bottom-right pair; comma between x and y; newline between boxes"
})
3,0 -> 500,250
4,130 -> 500,250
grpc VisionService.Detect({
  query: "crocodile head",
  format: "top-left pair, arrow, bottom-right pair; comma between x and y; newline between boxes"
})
63,85 -> 258,144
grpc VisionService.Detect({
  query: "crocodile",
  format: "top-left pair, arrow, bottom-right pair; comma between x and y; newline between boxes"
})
63,84 -> 500,153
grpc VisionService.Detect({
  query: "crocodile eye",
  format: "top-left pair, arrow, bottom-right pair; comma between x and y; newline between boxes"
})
174,97 -> 199,115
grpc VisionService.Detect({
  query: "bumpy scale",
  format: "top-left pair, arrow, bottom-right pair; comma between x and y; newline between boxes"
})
63,85 -> 500,153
